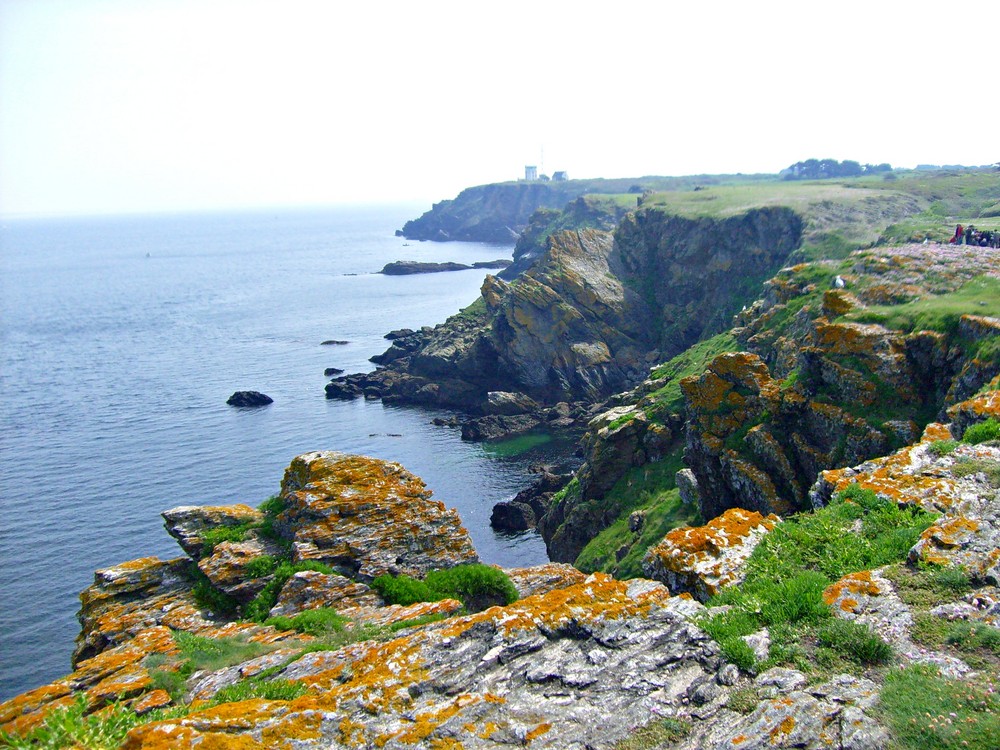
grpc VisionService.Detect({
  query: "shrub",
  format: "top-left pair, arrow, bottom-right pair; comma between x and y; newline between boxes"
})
962,417 -> 1000,445
424,565 -> 519,610
200,523 -> 255,555
265,607 -> 348,637
258,495 -> 287,516
372,574 -> 442,607
190,569 -> 239,616
374,564 -> 519,612
817,619 -> 892,664
244,555 -> 278,579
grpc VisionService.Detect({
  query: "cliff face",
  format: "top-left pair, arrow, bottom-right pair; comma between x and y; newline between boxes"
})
331,206 -> 803,414
550,243 -> 1000,574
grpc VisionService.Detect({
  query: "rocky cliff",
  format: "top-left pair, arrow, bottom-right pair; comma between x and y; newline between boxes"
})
549,243 -> 999,571
329,205 -> 803,423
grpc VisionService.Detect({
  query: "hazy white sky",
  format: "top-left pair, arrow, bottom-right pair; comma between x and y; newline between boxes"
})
0,0 -> 996,217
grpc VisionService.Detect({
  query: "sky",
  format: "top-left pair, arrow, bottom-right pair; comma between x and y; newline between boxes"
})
0,0 -> 996,218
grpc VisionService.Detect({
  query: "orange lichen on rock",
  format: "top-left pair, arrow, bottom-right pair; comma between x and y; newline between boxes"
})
823,571 -> 884,611
643,508 -> 779,600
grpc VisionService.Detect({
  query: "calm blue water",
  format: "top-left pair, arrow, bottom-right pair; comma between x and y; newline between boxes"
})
0,205 -> 561,701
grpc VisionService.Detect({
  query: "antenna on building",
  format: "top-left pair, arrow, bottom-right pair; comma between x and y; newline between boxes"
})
540,145 -> 545,177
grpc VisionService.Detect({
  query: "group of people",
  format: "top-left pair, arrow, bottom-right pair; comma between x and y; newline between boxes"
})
951,224 -> 999,248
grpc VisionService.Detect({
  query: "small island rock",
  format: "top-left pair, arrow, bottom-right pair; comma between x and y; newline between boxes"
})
226,391 -> 273,407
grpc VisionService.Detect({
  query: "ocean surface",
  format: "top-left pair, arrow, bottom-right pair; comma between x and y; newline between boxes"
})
0,205 -> 567,701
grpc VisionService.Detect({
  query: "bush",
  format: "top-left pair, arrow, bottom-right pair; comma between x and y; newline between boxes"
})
424,565 -> 519,610
373,564 -> 519,612
817,619 -> 892,664
927,439 -> 958,457
372,574 -> 442,606
200,523 -> 255,555
244,555 -> 278,579
962,417 -> 1000,445
265,607 -> 348,637
190,569 -> 239,616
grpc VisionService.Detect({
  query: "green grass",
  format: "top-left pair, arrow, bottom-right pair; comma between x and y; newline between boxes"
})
644,332 -> 738,421
373,564 -> 518,612
264,607 -> 349,637
573,446 -> 700,577
816,619 -> 892,665
927,439 -> 958,457
172,630 -> 276,673
962,418 -> 1000,445
613,717 -> 692,749
701,485 -> 936,674
950,457 -> 1000,487
880,664 -> 1000,749
0,694 -> 187,750
200,523 -> 256,555
189,567 -> 239,616
209,678 -> 307,705
844,276 -> 1000,339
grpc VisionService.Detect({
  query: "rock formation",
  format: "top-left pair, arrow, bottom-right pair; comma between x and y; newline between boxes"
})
226,391 -> 273,407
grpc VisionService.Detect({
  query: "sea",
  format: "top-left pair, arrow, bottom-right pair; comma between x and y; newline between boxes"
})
0,204 -> 568,701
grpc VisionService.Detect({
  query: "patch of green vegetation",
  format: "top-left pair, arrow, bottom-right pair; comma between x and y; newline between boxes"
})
844,276 -> 1000,339
574,448 -> 700,577
927,439 -> 958,457
701,485 -> 936,674
189,567 -> 239,616
816,619 -> 892,665
450,295 -> 488,323
200,522 -> 256,555
962,417 -> 1000,445
644,332 -> 738,421
880,664 -> 1000,750
0,694 -> 187,750
173,630 -> 276,673
613,717 -> 692,750
386,612 -> 450,632
373,564 -> 518,613
265,607 -> 349,637
258,495 -> 287,516
243,560 -> 336,622
209,678 -> 307,705
606,411 -> 637,431
945,621 -> 1000,655
950,457 -> 1000,486
884,564 -> 971,609
244,554 -> 278,579
726,687 -> 760,715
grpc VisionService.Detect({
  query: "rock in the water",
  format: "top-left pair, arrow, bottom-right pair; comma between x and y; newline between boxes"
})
323,367 -> 344,376
460,414 -> 540,441
226,390 -> 273,407
276,451 -> 479,579
643,507 -> 779,601
379,260 -> 472,275
490,501 -> 537,531
320,339 -> 349,345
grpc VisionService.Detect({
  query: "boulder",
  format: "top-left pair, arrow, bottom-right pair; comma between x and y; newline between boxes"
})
225,391 -> 273,407
276,451 -> 479,580
323,367 -> 344,376
489,501 -> 537,531
485,390 -> 539,416
460,414 -> 540,441
267,571 -> 383,618
643,507 -> 780,601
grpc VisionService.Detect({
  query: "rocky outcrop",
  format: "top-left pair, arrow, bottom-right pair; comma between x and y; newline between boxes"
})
337,206 -> 803,414
643,508 -> 780,601
163,504 -> 265,560
379,259 -> 511,275
277,451 -> 479,580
